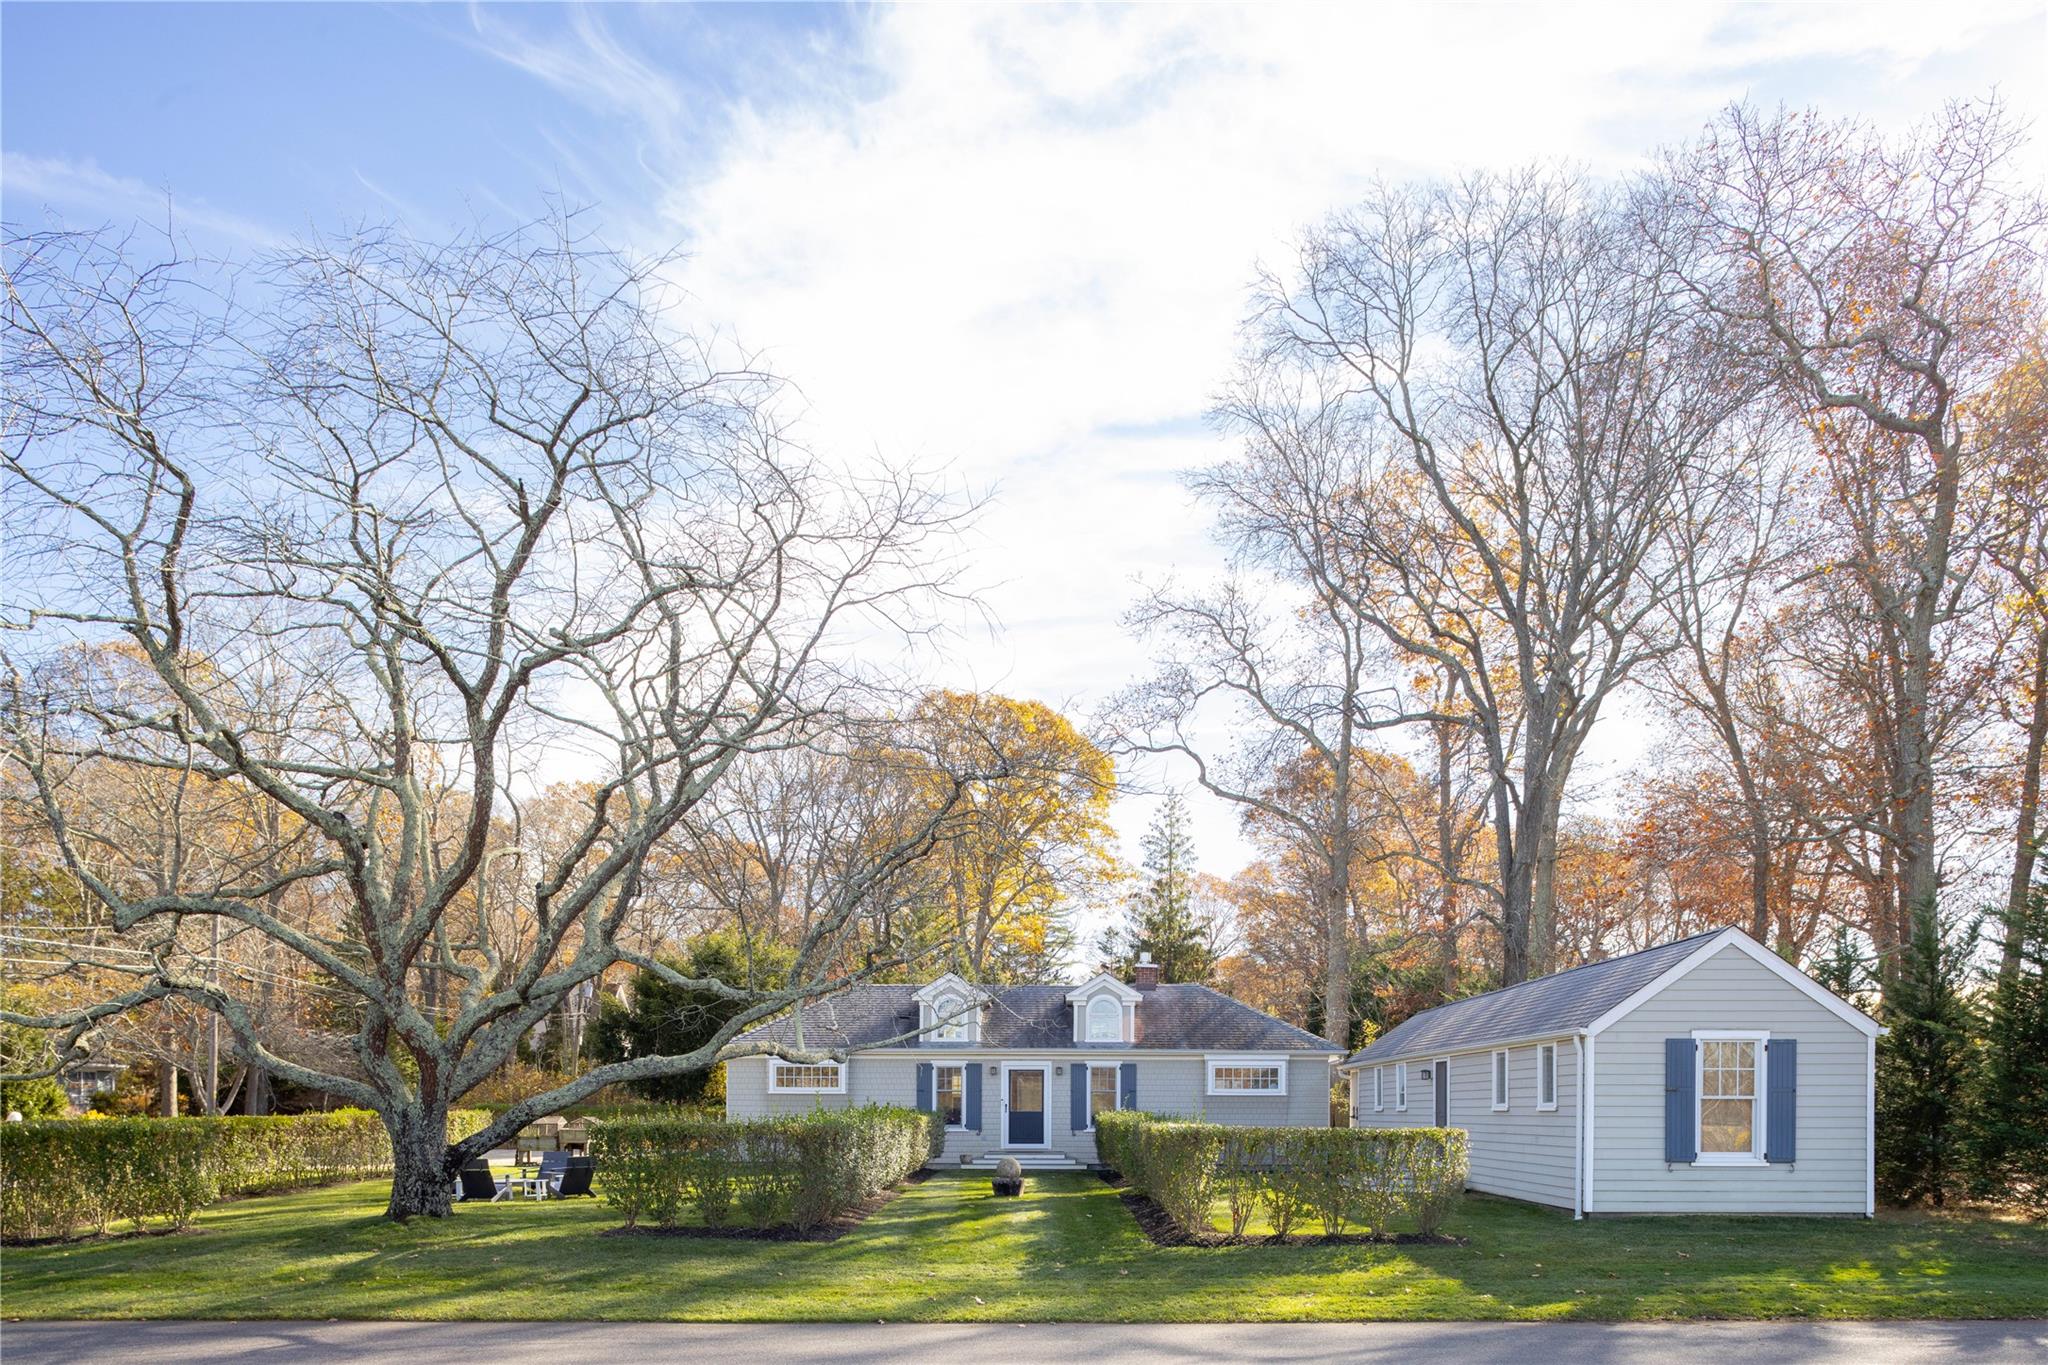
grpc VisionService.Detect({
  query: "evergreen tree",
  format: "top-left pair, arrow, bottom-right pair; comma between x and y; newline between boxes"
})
1875,898 -> 1980,1206
1100,792 -> 1219,985
1966,880 -> 2048,1210
1811,923 -> 1870,1002
587,933 -> 792,1105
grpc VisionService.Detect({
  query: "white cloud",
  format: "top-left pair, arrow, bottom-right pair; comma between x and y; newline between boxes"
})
2,152 -> 283,247
620,2 -> 2044,893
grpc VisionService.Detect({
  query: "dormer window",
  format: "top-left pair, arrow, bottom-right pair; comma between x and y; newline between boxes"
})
1086,995 -> 1121,1042
929,992 -> 969,1042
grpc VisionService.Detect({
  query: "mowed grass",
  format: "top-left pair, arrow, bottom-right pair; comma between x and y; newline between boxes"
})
3,1172 -> 2044,1322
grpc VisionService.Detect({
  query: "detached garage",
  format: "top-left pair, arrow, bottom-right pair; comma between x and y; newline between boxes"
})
1340,927 -> 1881,1217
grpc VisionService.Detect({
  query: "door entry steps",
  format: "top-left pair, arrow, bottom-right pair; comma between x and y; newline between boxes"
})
961,1150 -> 1087,1171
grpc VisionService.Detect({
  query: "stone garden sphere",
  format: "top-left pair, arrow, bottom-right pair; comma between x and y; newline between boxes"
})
994,1156 -> 1023,1180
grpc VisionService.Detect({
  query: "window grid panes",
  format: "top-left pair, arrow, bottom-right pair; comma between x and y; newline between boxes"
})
1211,1064 -> 1282,1092
1086,995 -> 1121,1042
1699,1039 -> 1758,1154
930,995 -> 967,1041
1089,1065 -> 1118,1124
936,1064 -> 964,1127
773,1064 -> 840,1091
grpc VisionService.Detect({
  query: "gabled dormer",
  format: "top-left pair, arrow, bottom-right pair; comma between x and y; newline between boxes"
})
1066,972 -> 1144,1044
912,973 -> 988,1045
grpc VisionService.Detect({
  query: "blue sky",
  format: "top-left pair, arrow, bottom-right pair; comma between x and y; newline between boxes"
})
6,2 -> 2046,900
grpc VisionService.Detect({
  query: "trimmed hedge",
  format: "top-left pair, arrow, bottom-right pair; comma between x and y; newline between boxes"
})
1099,1112 -> 1469,1237
594,1105 -> 942,1232
0,1108 -> 490,1241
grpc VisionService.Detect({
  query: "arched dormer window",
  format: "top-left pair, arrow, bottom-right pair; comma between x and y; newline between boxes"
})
929,993 -> 968,1042
1086,994 -> 1123,1043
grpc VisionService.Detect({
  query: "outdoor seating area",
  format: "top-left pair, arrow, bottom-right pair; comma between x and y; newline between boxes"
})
457,1117 -> 600,1203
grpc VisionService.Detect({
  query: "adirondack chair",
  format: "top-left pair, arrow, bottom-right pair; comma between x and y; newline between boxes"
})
550,1156 -> 596,1199
458,1162 -> 507,1202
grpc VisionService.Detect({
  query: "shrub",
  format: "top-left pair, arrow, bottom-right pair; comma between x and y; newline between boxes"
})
1108,1113 -> 1468,1239
0,1107 -> 492,1241
593,1105 -> 941,1232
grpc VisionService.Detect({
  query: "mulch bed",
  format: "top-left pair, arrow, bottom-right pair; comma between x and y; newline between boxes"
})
1114,1182 -> 1466,1248
598,1169 -> 930,1244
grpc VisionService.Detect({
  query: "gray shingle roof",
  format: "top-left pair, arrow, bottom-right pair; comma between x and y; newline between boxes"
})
1342,929 -> 1729,1066
731,982 -> 1335,1053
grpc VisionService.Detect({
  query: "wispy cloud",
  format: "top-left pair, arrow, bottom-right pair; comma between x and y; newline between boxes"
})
3,151 -> 284,247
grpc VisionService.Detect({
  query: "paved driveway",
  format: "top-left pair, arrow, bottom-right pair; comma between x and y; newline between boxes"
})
6,1320 -> 2044,1364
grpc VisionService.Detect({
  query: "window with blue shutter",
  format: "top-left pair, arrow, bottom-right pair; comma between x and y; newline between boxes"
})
1071,1064 -> 1089,1134
915,1061 -> 933,1114
1119,1061 -> 1137,1111
963,1063 -> 982,1133
1664,1038 -> 1696,1163
1765,1038 -> 1797,1163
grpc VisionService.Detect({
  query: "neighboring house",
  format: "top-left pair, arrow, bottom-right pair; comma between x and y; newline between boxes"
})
1341,926 -> 1881,1217
725,954 -> 1341,1169
61,1061 -> 124,1111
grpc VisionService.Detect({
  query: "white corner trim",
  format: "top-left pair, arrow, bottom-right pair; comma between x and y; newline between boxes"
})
1866,1031 -> 1877,1218
1584,927 -> 1881,1038
1581,1032 -> 1596,1215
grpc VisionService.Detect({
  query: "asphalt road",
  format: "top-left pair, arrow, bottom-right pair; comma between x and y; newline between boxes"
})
5,1320 -> 2044,1364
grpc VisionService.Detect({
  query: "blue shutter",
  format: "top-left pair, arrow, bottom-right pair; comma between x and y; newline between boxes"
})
1664,1038 -> 1696,1163
1119,1061 -> 1138,1111
1766,1039 -> 1797,1163
963,1064 -> 982,1133
915,1061 -> 933,1114
1071,1063 -> 1090,1132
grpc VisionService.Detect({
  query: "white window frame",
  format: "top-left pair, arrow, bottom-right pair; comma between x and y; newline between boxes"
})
1491,1048 -> 1510,1112
1394,1061 -> 1408,1111
768,1059 -> 846,1094
1085,994 -> 1124,1043
926,993 -> 972,1043
1537,1042 -> 1558,1112
1205,1053 -> 1288,1097
1692,1029 -> 1769,1166
1372,1066 -> 1385,1112
1082,1061 -> 1122,1132
933,1061 -> 967,1130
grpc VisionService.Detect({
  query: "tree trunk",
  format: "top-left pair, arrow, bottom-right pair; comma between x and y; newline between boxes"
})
383,1103 -> 457,1220
1319,860 -> 1351,1049
158,1062 -> 179,1116
2002,625 -> 2048,987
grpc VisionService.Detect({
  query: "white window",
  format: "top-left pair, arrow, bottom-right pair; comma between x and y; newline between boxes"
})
1206,1054 -> 1287,1096
1373,1067 -> 1385,1112
1491,1049 -> 1510,1111
1085,994 -> 1123,1042
1537,1042 -> 1557,1111
769,1060 -> 845,1093
929,993 -> 969,1042
935,1063 -> 965,1128
1695,1031 -> 1767,1163
1394,1061 -> 1408,1111
1086,1064 -> 1121,1129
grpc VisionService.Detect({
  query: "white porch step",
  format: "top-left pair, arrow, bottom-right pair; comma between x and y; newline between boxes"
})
960,1151 -> 1086,1170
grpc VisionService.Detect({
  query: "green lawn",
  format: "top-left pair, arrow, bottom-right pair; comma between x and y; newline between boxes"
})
3,1172 -> 2044,1322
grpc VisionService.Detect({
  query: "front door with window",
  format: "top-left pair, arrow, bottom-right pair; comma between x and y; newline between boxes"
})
1006,1066 -> 1046,1146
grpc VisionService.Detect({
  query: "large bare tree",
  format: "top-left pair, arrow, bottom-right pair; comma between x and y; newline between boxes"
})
1,220 -> 983,1216
1246,170 -> 1752,983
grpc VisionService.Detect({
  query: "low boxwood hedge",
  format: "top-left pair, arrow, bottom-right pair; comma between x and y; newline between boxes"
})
593,1104 -> 942,1232
0,1108 -> 490,1241
1099,1111 -> 1470,1237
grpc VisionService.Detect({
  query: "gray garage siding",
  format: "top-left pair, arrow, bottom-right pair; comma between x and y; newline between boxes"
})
1592,944 -> 1870,1215
1351,1041 -> 1579,1210
727,1053 -> 1334,1166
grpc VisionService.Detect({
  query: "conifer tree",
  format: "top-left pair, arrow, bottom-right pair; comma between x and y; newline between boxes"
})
1100,793 -> 1220,985
1875,898 -> 1980,1205
1966,879 -> 2048,1210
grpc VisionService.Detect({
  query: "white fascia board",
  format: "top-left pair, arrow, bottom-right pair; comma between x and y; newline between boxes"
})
1064,972 -> 1143,1005
1583,927 -> 1881,1038
1337,1027 -> 1587,1070
859,1046 -> 1344,1060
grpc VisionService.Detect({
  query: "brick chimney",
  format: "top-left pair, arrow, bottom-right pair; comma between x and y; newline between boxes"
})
1134,951 -> 1161,991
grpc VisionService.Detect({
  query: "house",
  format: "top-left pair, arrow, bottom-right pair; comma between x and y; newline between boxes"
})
1340,926 -> 1881,1217
725,954 -> 1342,1169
